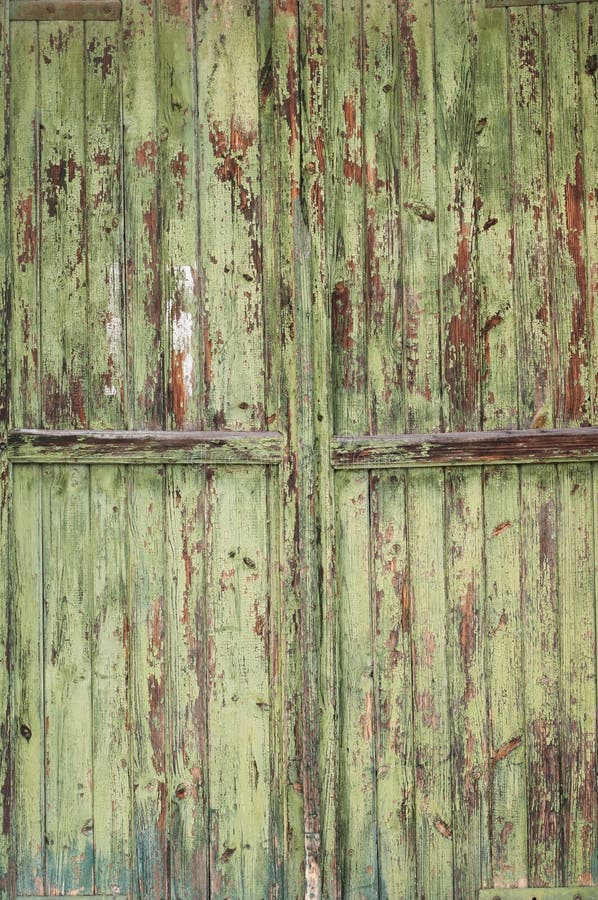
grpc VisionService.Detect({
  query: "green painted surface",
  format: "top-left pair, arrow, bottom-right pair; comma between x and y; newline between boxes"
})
2,1 -> 597,897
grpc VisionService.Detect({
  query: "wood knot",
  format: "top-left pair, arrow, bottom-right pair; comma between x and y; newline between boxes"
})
20,723 -> 32,742
585,53 -> 598,76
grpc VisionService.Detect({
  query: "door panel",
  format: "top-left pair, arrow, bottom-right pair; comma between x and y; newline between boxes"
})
11,463 -> 280,896
334,464 -> 598,895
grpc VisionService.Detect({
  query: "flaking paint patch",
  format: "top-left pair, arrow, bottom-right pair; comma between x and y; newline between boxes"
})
169,265 -> 195,416
104,263 -> 122,397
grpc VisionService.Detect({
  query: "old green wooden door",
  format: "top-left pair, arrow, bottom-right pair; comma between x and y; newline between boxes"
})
0,0 -> 597,898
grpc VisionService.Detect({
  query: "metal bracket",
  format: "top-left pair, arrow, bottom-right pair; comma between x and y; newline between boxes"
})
480,889 -> 598,900
10,0 -> 121,21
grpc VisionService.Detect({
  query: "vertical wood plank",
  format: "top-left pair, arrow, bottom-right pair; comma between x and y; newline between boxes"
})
0,455 -> 9,900
11,467 -> 44,896
335,470 -> 377,896
90,465 -> 131,895
299,1 -> 335,894
370,471 -> 416,897
558,464 -> 597,886
157,0 -> 201,432
39,22 -> 88,429
329,0 -> 366,436
128,466 -> 167,898
257,3 -> 305,893
445,467 -> 489,897
484,465 -> 528,889
165,466 -> 208,899
364,0 -> 402,435
85,20 -> 126,429
42,465 -> 93,894
580,4 -> 598,423
520,465 -> 561,887
545,5 -> 591,428
206,468 -> 273,897
509,7 -> 553,429
9,21 -> 40,429
434,0 -> 480,432
475,2 -> 519,431
122,0 -> 162,429
399,0 -> 441,435
0,1 -> 10,894
408,468 -> 453,898
197,0 -> 265,432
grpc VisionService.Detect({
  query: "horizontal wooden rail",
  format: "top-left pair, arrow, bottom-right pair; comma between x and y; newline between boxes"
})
331,428 -> 598,469
486,0 -> 580,6
10,0 -> 121,20
479,889 -> 598,899
5,429 -> 284,465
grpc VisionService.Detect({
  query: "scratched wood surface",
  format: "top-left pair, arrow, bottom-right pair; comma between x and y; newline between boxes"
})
2,0 -> 598,897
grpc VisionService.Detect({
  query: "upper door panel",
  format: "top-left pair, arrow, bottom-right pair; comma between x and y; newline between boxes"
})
9,0 -> 274,433
328,0 -> 597,437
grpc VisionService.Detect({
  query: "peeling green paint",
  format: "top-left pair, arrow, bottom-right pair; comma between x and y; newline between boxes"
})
2,1 -> 598,896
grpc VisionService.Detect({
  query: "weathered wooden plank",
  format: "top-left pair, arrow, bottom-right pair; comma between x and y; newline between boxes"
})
85,18 -> 126,429
580,4 -> 598,422
0,2 -> 11,895
10,1 -> 121,21
329,0 -> 366,436
408,468 -> 453,897
42,465 -> 93,894
509,6 -> 554,428
475,0 -> 518,430
331,427 -> 598,469
157,0 -> 200,431
484,466 -> 528,888
165,466 -> 208,898
258,1 -> 313,894
197,0 -> 265,431
122,0 -> 162,428
445,467 -> 489,896
39,20 -> 88,428
480,890 -> 598,899
399,0 -> 441,434
558,464 -> 597,885
335,470 -> 377,896
545,4 -> 591,427
90,466 -> 131,895
298,1 -> 334,894
9,20 -> 40,429
11,466 -> 44,896
520,466 -> 561,887
370,471 -> 416,897
263,466 -> 287,896
8,428 -> 284,464
364,0 -> 402,434
434,0 -> 480,431
205,468 -> 273,897
128,466 -> 167,898
487,0 -> 581,7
